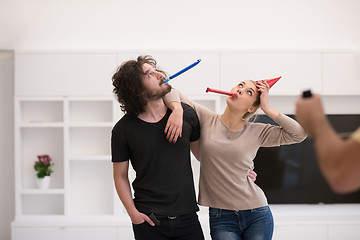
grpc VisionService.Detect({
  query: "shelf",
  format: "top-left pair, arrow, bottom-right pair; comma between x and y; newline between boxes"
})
20,189 -> 65,194
20,100 -> 63,123
68,122 -> 113,127
21,194 -> 64,215
69,100 -> 113,123
69,127 -> 111,156
20,122 -> 64,128
15,97 -> 119,219
69,161 -> 114,215
20,127 -> 64,189
69,155 -> 111,161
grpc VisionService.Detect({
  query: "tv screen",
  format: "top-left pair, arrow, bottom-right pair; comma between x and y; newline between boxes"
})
253,114 -> 360,204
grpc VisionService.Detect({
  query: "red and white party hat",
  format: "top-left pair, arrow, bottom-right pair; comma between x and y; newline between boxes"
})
256,76 -> 281,89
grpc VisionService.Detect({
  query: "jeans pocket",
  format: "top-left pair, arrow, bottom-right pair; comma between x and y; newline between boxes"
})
209,208 -> 222,221
250,206 -> 269,213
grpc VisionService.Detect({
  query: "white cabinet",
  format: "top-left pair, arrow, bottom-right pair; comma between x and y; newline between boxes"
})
12,227 -> 117,240
328,224 -> 360,240
15,99 -> 65,217
14,97 -> 122,218
323,53 -> 360,95
15,51 -> 360,97
273,224 -> 327,240
270,205 -> 360,240
117,226 -> 135,240
273,223 -> 360,240
220,52 -> 323,95
15,52 -> 118,96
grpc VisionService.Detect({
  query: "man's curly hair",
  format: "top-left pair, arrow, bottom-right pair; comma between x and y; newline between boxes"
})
112,55 -> 166,116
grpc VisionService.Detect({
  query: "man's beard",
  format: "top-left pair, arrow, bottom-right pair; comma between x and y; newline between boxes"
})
144,84 -> 172,100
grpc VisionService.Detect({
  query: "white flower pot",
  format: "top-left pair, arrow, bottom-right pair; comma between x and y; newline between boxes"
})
36,176 -> 51,189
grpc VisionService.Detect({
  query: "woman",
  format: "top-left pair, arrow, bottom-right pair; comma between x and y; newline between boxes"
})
163,80 -> 307,240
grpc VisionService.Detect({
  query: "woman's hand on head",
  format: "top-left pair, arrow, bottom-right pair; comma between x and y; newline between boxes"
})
256,81 -> 280,120
256,81 -> 270,111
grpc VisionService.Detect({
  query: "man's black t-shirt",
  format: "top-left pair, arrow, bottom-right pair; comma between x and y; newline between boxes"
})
111,103 -> 200,216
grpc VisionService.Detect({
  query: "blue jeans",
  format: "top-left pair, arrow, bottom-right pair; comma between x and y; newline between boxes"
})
209,206 -> 274,240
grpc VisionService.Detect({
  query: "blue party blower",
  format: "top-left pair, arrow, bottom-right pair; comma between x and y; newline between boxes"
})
163,59 -> 201,84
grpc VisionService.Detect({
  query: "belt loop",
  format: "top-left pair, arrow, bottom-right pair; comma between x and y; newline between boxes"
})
216,208 -> 222,218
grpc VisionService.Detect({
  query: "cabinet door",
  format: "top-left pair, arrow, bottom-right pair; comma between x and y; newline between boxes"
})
12,227 -> 66,240
117,226 -> 135,240
65,227 -> 117,240
323,53 -> 360,95
12,227 -> 117,240
328,224 -> 360,240
273,224 -> 327,240
220,53 -> 322,95
116,52 -> 220,96
15,52 -> 118,96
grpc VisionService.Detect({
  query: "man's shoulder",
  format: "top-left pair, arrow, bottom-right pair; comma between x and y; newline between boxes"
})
181,102 -> 198,118
112,114 -> 135,132
181,102 -> 195,114
181,103 -> 200,126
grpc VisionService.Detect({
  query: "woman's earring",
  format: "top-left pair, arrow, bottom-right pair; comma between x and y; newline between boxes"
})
242,112 -> 248,121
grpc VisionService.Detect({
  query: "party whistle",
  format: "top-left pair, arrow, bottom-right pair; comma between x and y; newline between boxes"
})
206,87 -> 237,98
163,59 -> 201,84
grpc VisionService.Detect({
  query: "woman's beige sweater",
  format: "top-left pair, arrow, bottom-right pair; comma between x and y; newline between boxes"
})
164,89 -> 307,210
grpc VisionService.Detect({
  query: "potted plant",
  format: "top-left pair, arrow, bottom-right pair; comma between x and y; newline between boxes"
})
34,155 -> 54,189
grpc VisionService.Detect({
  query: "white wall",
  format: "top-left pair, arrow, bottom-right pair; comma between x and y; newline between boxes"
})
0,0 -> 360,50
0,51 -> 15,240
1,0 -> 360,239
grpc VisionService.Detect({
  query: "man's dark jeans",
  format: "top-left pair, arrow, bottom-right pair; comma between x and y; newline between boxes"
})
132,212 -> 204,240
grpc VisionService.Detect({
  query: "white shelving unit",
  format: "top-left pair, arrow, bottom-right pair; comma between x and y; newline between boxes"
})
14,97 -> 122,217
14,98 -> 65,219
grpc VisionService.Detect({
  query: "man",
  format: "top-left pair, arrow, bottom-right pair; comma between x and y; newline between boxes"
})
111,55 -> 204,239
296,93 -> 360,194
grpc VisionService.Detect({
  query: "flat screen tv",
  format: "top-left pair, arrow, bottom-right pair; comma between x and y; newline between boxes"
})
253,114 -> 360,204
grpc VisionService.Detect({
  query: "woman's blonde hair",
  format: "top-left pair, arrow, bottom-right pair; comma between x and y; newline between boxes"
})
242,80 -> 261,121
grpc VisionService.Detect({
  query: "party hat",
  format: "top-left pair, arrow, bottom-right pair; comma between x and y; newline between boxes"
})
256,76 -> 281,89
